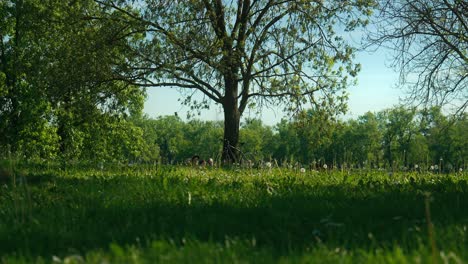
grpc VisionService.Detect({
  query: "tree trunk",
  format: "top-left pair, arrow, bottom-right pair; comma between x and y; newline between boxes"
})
221,77 -> 241,164
222,105 -> 240,164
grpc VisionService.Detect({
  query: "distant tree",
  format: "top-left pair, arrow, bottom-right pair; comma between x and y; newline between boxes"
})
95,0 -> 375,162
149,116 -> 189,164
127,116 -> 161,162
239,119 -> 274,161
379,106 -> 417,169
357,112 -> 383,167
368,0 -> 468,114
447,114 -> 467,169
339,112 -> 382,168
272,119 -> 300,164
292,108 -> 338,165
184,120 -> 223,160
418,106 -> 466,169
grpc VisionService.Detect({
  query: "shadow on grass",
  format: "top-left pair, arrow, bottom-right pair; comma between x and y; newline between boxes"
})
1,173 -> 468,258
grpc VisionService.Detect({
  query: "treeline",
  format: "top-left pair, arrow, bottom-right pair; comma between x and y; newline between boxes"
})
132,106 -> 466,171
4,102 -> 465,172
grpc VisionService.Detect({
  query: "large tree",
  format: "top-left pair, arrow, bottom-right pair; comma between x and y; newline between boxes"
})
0,0 -> 61,156
95,0 -> 375,162
368,0 -> 468,114
0,0 -> 147,160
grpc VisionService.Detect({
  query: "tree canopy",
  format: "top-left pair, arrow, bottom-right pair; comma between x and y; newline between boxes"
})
0,0 -> 147,161
95,0 -> 375,161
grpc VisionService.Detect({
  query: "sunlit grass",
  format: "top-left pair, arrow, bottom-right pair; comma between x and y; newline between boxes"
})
0,161 -> 467,263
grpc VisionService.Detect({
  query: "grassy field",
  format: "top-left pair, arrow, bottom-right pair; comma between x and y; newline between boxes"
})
1,161 -> 467,263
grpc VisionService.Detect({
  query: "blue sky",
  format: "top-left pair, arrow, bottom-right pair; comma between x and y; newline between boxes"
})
143,47 -> 403,126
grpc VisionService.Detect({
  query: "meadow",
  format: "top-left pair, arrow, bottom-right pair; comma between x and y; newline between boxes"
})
1,161 -> 467,263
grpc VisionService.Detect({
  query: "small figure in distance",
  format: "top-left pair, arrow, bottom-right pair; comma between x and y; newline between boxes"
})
191,155 -> 201,167
191,155 -> 214,167
208,158 -> 214,167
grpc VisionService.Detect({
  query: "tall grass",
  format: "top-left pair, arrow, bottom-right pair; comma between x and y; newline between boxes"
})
0,161 -> 467,263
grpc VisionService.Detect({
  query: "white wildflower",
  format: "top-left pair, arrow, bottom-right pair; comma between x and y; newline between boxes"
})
265,162 -> 272,169
323,164 -> 328,169
300,168 -> 306,173
63,255 -> 84,264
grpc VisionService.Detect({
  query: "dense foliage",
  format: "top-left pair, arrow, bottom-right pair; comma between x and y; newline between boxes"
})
0,0 -> 147,163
